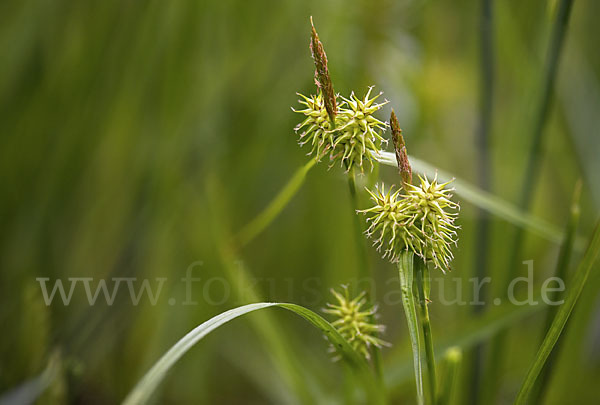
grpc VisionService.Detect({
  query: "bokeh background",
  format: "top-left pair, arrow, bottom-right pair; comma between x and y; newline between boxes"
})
1,0 -> 599,404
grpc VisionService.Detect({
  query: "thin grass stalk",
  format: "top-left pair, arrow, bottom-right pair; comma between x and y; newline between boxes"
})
485,0 -> 575,399
415,259 -> 437,403
398,251 -> 424,405
515,221 -> 600,404
470,0 -> 494,403
530,180 -> 581,404
237,157 -> 317,246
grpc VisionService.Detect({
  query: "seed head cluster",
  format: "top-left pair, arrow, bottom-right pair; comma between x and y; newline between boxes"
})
294,87 -> 388,172
360,175 -> 459,272
323,286 -> 389,361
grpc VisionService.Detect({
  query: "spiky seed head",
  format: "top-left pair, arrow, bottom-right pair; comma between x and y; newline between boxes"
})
323,286 -> 389,361
310,17 -> 337,121
333,87 -> 389,172
390,110 -> 412,188
359,175 -> 460,272
294,87 -> 388,172
293,92 -> 335,159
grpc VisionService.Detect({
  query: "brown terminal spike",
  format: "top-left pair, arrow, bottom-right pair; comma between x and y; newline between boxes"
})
310,17 -> 337,122
390,110 -> 412,188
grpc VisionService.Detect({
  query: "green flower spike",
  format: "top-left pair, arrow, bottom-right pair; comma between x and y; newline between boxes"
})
323,286 -> 389,361
360,174 -> 460,272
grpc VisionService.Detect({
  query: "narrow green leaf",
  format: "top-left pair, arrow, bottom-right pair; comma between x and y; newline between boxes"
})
398,251 -> 424,405
374,151 -> 564,244
531,180 -> 581,403
122,302 -> 374,405
515,222 -> 600,404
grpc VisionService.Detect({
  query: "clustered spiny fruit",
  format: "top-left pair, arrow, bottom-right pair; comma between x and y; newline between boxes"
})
323,286 -> 389,361
360,175 -> 459,273
294,87 -> 388,172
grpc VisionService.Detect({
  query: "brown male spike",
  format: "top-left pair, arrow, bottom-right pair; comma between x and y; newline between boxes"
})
310,17 -> 337,122
390,110 -> 412,188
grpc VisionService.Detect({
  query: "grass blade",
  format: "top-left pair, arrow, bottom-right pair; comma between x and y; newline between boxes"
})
398,252 -> 424,405
122,302 -> 375,405
514,222 -> 600,404
530,181 -> 581,403
375,151 -> 564,244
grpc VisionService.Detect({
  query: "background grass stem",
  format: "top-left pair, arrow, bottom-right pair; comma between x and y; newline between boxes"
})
236,157 -> 317,246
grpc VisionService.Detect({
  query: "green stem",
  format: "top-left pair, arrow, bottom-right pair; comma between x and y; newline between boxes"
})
237,157 -> 316,246
415,259 -> 437,403
398,252 -> 424,405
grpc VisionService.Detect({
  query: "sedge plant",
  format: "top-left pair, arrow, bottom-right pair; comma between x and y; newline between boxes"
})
116,17 -> 600,405
359,112 -> 460,405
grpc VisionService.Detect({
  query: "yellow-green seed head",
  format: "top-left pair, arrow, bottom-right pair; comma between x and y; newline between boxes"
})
332,87 -> 388,172
323,286 -> 389,361
294,92 -> 335,159
360,175 -> 459,272
293,87 -> 388,172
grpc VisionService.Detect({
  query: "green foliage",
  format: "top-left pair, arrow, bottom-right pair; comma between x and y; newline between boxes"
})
122,302 -> 378,405
2,0 -> 600,404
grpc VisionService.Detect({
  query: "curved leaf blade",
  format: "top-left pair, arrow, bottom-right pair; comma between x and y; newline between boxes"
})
122,302 -> 371,405
515,222 -> 600,404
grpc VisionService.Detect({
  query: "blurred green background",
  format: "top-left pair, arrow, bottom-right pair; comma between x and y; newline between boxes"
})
1,0 -> 600,403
